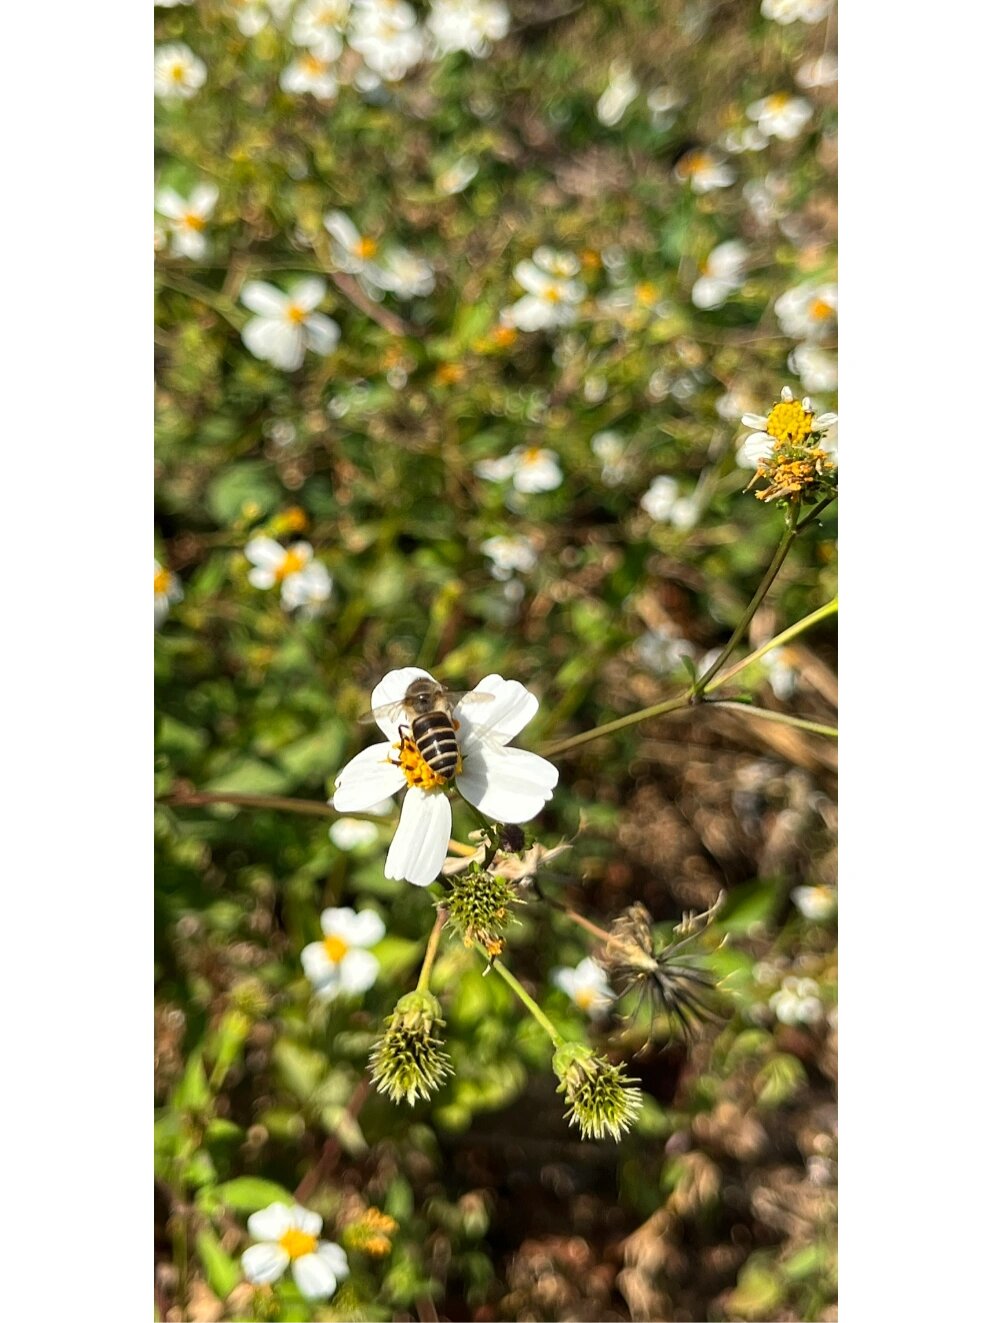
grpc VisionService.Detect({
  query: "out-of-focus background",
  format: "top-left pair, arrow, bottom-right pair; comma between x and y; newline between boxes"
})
155,1 -> 838,1319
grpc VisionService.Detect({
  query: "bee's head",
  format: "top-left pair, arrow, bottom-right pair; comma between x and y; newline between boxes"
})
405,678 -> 443,715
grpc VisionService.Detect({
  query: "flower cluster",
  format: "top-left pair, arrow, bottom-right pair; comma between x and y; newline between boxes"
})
739,387 -> 838,505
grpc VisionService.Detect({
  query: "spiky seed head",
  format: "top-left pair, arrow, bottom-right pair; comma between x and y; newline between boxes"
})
444,868 -> 521,956
368,990 -> 452,1106
551,1043 -> 643,1142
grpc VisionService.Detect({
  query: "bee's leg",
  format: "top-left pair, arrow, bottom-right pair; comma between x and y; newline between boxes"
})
389,724 -> 412,768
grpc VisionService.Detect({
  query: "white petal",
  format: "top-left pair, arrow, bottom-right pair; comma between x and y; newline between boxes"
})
304,313 -> 341,355
332,743 -> 407,812
691,276 -> 730,310
385,788 -> 451,887
290,1204 -> 323,1236
370,666 -> 437,741
291,1251 -> 338,1300
552,967 -> 580,996
740,412 -> 770,429
241,281 -> 288,316
456,745 -> 558,824
323,210 -> 361,249
737,432 -> 775,468
247,566 -> 276,590
337,949 -> 379,993
241,1242 -> 290,1285
155,188 -> 185,219
244,536 -> 286,570
315,1241 -> 349,1281
321,907 -> 386,946
289,277 -> 327,312
514,260 -> 553,296
301,941 -> 335,983
189,182 -> 219,215
247,1203 -> 296,1241
456,676 -> 538,755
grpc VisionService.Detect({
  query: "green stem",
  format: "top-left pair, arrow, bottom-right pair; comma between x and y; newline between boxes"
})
538,691 -> 692,759
159,790 -> 338,817
795,495 -> 837,533
416,908 -> 448,993
156,273 -> 244,330
703,597 -> 838,694
705,700 -> 837,739
478,947 -> 564,1046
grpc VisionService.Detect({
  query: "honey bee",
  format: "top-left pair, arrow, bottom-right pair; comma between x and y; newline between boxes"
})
363,677 -> 494,784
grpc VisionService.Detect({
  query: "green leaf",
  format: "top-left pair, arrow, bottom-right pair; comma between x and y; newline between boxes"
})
206,461 -> 281,526
213,1176 -> 296,1214
203,757 -> 291,797
196,1226 -> 242,1300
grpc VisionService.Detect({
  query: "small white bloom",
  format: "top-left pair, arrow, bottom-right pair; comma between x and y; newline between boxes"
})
636,627 -> 696,676
349,0 -> 424,81
301,906 -> 385,998
775,281 -> 837,341
552,957 -> 614,1015
376,247 -> 435,299
504,249 -> 585,332
291,0 -> 350,56
596,62 -> 639,127
646,83 -> 682,131
155,182 -> 219,260
674,148 -> 735,193
332,668 -> 559,888
322,210 -> 388,284
789,343 -> 837,393
737,386 -> 838,468
791,884 -> 837,922
154,43 -> 207,100
328,818 -> 379,850
591,429 -> 629,486
640,476 -> 699,529
244,537 -> 333,611
722,124 -> 769,154
280,52 -> 339,98
480,534 -> 538,580
761,0 -> 833,24
796,53 -> 838,89
761,646 -> 799,700
691,239 -> 748,310
747,93 -> 814,141
475,446 -> 563,494
427,0 -> 510,57
436,156 -> 479,194
240,278 -> 340,370
769,976 -> 823,1026
241,1202 -> 350,1300
154,561 -> 183,627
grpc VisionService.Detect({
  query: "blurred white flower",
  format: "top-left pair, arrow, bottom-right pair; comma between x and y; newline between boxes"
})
721,125 -> 769,154
475,447 -> 563,493
436,156 -> 479,194
227,0 -> 293,36
775,281 -> 837,341
376,247 -> 435,298
743,172 -> 791,227
154,43 -> 207,99
791,884 -> 837,922
241,1203 -> 349,1300
291,0 -> 349,56
323,210 -> 388,284
240,279 -> 340,370
715,383 -> 755,422
552,957 -> 614,1014
747,93 -> 814,141
480,534 -> 538,580
280,52 -> 339,97
155,182 -> 219,260
769,976 -> 823,1025
640,475 -> 700,528
596,62 -> 639,127
301,907 -> 385,998
244,537 -> 333,610
674,148 -> 735,193
761,646 -> 799,699
591,429 -> 629,486
427,0 -> 510,57
636,627 -> 696,676
761,0 -> 833,23
328,818 -> 378,850
646,84 -> 682,131
154,561 -> 183,627
332,668 -> 558,888
796,53 -> 838,88
737,386 -> 837,467
349,0 -> 424,81
789,343 -> 837,392
505,248 -> 585,332
691,239 -> 748,310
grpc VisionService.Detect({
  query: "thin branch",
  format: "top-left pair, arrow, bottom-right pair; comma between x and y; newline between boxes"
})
705,700 -> 838,739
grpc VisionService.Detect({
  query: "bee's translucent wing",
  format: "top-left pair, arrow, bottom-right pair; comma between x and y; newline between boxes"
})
446,690 -> 495,708
359,697 -> 410,726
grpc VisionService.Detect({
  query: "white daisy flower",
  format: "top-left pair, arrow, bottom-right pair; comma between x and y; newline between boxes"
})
761,0 -> 833,24
154,43 -> 207,100
427,0 -> 510,57
747,93 -> 814,141
376,247 -> 435,299
291,0 -> 350,56
241,1202 -> 350,1300
155,182 -> 219,260
244,537 -> 333,611
796,53 -> 838,88
504,248 -> 585,332
791,884 -> 837,922
775,281 -> 837,341
154,561 -> 183,627
301,906 -> 385,998
552,957 -> 614,1014
280,52 -> 339,97
640,476 -> 700,529
240,278 -> 340,371
479,534 -> 538,580
332,668 -> 559,889
737,386 -> 838,468
322,211 -> 388,284
349,0 -> 424,81
596,62 -> 639,127
674,148 -> 735,193
691,239 -> 748,310
789,343 -> 837,393
436,156 -> 479,195
475,446 -> 563,493
769,976 -> 823,1026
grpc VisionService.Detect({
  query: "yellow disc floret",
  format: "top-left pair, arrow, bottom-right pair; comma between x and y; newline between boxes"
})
765,398 -> 814,445
154,567 -> 172,595
323,934 -> 349,963
392,734 -> 454,791
275,547 -> 307,579
279,1228 -> 318,1260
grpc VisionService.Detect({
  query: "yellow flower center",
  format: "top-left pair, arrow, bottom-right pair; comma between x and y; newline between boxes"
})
170,63 -> 187,83
681,150 -> 706,176
522,447 -> 543,464
808,297 -> 834,321
302,54 -> 327,75
767,93 -> 791,111
492,326 -> 517,348
154,568 -> 172,595
765,399 -> 813,445
635,282 -> 658,305
542,286 -> 561,303
285,303 -> 308,325
275,547 -> 307,580
279,1229 -> 318,1260
182,212 -> 206,232
323,934 -> 350,963
575,989 -> 596,1010
355,236 -> 378,259
392,734 -> 454,791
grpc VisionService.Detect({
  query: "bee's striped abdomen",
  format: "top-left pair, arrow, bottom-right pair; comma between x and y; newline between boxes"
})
411,711 -> 460,782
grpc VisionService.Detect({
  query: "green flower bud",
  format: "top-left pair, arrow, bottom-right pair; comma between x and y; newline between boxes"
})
552,1043 -> 642,1142
368,990 -> 452,1106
